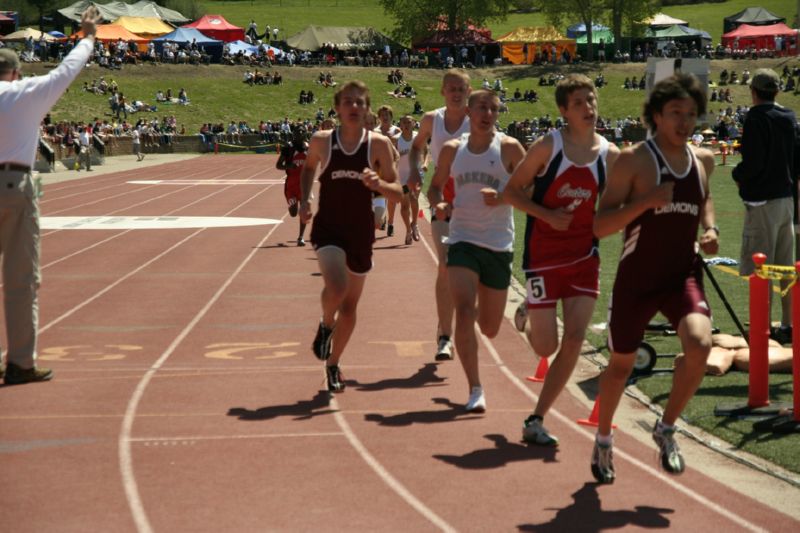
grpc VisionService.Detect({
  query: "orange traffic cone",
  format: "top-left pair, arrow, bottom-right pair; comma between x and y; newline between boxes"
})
418,209 -> 425,219
577,396 -> 616,428
525,357 -> 549,382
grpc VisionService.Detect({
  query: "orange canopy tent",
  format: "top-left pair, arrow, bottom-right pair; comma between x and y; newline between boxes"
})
496,27 -> 576,64
72,23 -> 150,44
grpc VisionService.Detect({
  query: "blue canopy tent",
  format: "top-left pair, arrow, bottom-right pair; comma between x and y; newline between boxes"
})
228,39 -> 283,57
48,30 -> 67,38
153,26 -> 223,61
566,22 -> 609,39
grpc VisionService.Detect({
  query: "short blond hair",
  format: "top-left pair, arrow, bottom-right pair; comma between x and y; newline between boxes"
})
442,69 -> 470,88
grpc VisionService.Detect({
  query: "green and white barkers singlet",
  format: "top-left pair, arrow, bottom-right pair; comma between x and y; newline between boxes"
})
446,132 -> 513,252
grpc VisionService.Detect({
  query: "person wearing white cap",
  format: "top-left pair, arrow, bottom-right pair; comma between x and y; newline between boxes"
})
0,6 -> 100,384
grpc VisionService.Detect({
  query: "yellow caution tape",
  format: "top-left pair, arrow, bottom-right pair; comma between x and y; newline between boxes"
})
755,264 -> 798,296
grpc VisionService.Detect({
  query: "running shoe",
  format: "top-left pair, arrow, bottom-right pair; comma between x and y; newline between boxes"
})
434,336 -> 453,361
312,321 -> 334,361
405,233 -> 412,245
3,363 -> 54,385
411,223 -> 420,241
591,439 -> 615,484
522,415 -> 559,446
465,386 -> 486,413
326,364 -> 345,393
514,301 -> 528,332
297,237 -> 306,247
652,421 -> 685,474
770,325 -> 793,345
387,224 -> 394,236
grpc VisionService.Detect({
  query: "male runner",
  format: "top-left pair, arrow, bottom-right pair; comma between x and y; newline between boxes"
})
299,81 -> 402,392
409,70 -> 471,361
375,105 -> 403,237
396,115 -> 426,245
276,127 -> 308,246
364,111 -> 389,231
428,90 -> 525,411
505,74 -> 619,445
591,73 -> 718,483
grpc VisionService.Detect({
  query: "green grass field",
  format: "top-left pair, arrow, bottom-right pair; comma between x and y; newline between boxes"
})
26,0 -> 800,474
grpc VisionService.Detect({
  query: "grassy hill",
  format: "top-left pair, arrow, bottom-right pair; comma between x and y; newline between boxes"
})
32,57 -> 800,134
199,0 -> 797,45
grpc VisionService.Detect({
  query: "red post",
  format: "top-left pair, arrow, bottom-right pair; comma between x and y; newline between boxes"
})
748,253 -> 770,408
793,262 -> 800,421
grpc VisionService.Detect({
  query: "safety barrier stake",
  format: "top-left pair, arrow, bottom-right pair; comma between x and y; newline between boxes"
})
748,253 -> 770,408
793,261 -> 800,422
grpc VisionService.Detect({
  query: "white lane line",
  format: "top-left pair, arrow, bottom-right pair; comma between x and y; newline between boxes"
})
416,224 -> 766,533
129,432 -> 344,442
41,163 -> 186,204
41,216 -> 281,230
330,397 -> 457,533
38,180 -> 247,270
128,179 -> 284,185
43,162 -> 250,220
39,177 -> 272,335
118,198 -> 286,533
34,166 -> 270,280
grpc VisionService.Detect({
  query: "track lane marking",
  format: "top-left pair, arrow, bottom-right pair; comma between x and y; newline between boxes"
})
118,194 -> 286,533
330,396 -> 457,532
416,220 -> 766,533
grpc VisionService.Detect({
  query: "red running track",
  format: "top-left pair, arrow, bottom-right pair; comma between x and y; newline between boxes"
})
1,155 -> 797,531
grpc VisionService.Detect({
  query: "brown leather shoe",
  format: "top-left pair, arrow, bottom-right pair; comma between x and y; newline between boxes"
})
4,363 -> 54,385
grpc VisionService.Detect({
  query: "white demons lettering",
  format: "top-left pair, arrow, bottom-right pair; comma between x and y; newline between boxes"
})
654,202 -> 699,216
331,169 -> 362,180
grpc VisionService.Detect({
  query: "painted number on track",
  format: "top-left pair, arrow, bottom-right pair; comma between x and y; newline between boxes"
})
204,342 -> 299,360
39,344 -> 143,361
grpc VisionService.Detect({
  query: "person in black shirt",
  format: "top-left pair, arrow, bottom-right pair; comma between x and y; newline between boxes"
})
733,68 -> 800,343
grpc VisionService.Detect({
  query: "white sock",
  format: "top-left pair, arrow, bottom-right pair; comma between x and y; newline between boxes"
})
596,433 -> 613,446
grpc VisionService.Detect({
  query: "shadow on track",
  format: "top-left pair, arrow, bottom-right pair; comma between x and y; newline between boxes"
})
364,397 -> 481,427
517,482 -> 673,531
350,363 -> 446,392
227,391 -> 335,421
433,433 -> 558,469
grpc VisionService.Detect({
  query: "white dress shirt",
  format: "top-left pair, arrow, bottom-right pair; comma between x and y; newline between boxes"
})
0,38 -> 93,167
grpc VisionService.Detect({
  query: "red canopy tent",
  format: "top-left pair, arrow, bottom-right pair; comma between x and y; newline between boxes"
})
183,14 -> 244,42
722,22 -> 798,54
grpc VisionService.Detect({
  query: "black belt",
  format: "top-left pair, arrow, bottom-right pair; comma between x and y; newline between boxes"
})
0,162 -> 31,173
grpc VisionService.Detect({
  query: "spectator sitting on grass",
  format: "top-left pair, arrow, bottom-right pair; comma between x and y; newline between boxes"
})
244,69 -> 254,85
178,88 -> 189,104
155,90 -> 166,102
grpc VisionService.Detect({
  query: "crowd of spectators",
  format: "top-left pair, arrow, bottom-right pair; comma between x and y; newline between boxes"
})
242,69 -> 283,85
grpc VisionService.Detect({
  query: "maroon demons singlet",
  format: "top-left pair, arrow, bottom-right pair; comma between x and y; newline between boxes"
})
608,139 -> 710,353
310,128 -> 375,273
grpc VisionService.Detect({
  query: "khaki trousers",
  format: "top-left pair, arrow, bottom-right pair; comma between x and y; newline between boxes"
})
0,170 -> 40,368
